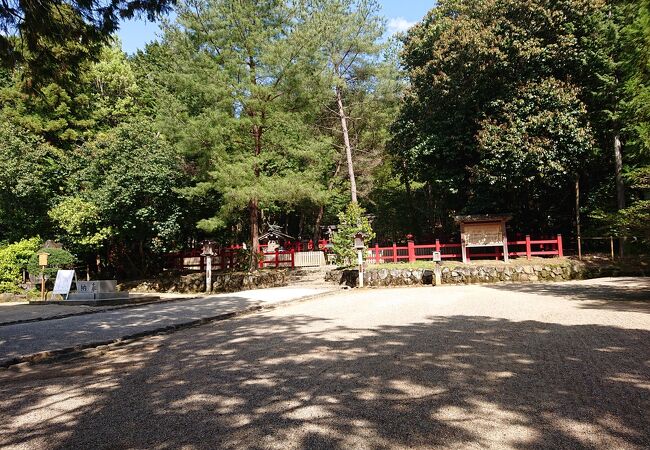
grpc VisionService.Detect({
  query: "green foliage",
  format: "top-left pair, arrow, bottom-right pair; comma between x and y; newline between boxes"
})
393,0 -> 608,234
62,120 -> 190,274
0,0 -> 173,88
27,248 -> 77,279
331,202 -> 376,266
48,197 -> 112,250
0,122 -> 61,241
0,238 -> 41,293
472,79 -> 595,228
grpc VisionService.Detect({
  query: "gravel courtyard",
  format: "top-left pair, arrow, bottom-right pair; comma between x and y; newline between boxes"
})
0,277 -> 648,449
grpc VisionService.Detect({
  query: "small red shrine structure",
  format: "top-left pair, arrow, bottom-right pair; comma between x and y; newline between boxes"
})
455,214 -> 512,263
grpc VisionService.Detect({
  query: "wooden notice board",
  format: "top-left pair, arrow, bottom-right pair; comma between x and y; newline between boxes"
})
462,222 -> 505,247
456,215 -> 512,263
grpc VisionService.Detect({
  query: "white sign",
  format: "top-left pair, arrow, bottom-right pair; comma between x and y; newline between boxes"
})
52,270 -> 76,298
432,251 -> 442,262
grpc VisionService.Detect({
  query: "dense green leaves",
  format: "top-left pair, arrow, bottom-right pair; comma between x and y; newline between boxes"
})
391,0 -> 648,238
331,202 -> 376,265
0,238 -> 41,293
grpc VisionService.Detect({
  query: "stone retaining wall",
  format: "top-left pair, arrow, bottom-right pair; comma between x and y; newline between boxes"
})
326,260 -> 589,288
119,270 -> 287,294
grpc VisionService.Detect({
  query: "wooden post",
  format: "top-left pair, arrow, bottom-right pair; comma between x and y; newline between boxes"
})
502,237 -> 509,263
577,235 -> 582,260
610,236 -> 615,261
291,249 -> 295,268
557,234 -> 564,258
435,239 -> 441,253
375,244 -> 380,264
221,249 -> 226,271
525,235 -> 532,260
40,269 -> 45,301
407,240 -> 415,263
460,224 -> 468,263
392,243 -> 397,263
275,248 -> 279,268
205,255 -> 212,293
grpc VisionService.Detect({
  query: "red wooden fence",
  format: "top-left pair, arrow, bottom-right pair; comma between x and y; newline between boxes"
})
258,249 -> 295,269
167,235 -> 563,271
166,246 -> 246,272
368,235 -> 563,264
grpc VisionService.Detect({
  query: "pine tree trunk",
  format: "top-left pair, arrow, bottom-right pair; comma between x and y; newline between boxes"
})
575,176 -> 581,238
249,198 -> 259,271
314,157 -> 343,242
314,205 -> 324,243
336,85 -> 358,204
250,123 -> 262,271
614,134 -> 625,256
614,134 -> 625,210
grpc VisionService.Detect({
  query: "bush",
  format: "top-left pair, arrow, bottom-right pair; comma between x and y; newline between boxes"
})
0,237 -> 41,292
27,247 -> 77,280
331,203 -> 376,266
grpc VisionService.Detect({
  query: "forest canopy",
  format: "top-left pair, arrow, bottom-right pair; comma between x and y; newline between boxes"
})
0,0 -> 647,282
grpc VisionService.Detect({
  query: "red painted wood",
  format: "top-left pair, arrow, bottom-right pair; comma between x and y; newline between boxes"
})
557,235 -> 563,258
407,240 -> 415,263
393,243 -> 397,263
525,235 -> 532,260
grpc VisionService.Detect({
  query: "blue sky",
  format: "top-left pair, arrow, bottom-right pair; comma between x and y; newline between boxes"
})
117,1 -> 435,54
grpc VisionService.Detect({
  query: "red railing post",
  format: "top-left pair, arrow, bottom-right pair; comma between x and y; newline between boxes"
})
375,244 -> 380,264
275,248 -> 279,268
291,249 -> 295,268
408,240 -> 415,263
435,239 -> 441,253
392,243 -> 397,263
557,234 -> 564,258
525,235 -> 532,260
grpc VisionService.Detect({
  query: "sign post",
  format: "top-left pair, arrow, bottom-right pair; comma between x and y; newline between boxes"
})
354,232 -> 366,288
37,252 -> 50,301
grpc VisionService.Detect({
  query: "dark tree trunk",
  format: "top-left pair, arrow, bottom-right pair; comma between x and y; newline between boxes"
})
336,85 -> 357,203
249,198 -> 259,271
614,134 -> 625,256
314,158 -> 343,243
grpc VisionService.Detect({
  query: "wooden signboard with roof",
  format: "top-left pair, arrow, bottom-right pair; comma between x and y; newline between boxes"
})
455,214 -> 512,263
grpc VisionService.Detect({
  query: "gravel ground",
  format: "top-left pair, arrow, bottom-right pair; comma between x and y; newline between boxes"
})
0,277 -> 648,449
0,287 -> 330,365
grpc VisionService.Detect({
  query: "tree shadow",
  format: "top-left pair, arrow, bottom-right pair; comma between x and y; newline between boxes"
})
0,292 -> 318,363
0,312 -> 648,449
484,278 -> 650,314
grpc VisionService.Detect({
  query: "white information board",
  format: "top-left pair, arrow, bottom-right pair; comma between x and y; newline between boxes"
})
52,270 -> 76,298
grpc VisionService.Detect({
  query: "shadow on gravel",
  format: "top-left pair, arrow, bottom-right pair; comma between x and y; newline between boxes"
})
484,278 -> 650,314
0,314 -> 649,449
0,294 -> 278,363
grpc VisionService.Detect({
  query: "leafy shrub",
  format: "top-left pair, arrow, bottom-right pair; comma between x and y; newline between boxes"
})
0,237 -> 41,292
27,248 -> 77,279
331,202 -> 376,266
